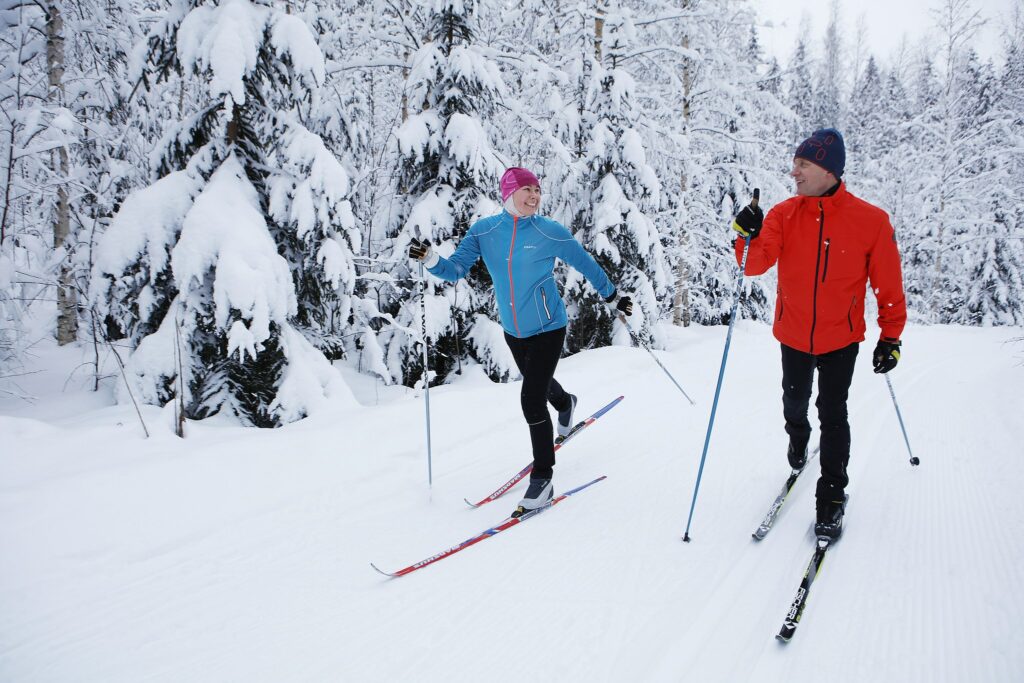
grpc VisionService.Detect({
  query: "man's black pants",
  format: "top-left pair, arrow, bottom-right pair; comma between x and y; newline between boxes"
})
780,342 -> 859,503
505,327 -> 573,480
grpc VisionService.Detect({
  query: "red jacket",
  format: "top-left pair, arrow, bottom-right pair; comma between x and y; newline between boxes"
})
734,182 -> 906,355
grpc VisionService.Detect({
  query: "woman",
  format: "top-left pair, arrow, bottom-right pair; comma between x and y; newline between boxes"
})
409,167 -> 632,516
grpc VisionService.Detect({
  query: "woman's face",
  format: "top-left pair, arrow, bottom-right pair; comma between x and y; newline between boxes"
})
513,185 -> 541,216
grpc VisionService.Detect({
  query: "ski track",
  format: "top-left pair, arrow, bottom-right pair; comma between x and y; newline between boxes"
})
1,325 -> 1023,681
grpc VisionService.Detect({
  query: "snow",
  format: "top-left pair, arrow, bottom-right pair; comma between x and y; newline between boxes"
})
177,0 -> 266,105
91,170 -> 201,323
444,112 -> 492,180
172,153 -> 296,349
396,110 -> 441,164
2,322 -> 1022,680
270,13 -> 326,86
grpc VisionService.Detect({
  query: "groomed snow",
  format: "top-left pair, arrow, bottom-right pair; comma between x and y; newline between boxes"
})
1,322 -> 1022,681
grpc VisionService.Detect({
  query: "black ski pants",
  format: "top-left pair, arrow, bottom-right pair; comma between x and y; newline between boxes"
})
780,342 -> 859,504
504,326 -> 573,480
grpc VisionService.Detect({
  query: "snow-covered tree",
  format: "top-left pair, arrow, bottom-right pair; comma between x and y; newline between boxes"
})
380,0 -> 506,385
91,0 -> 359,426
1,0 -> 142,382
810,0 -> 844,129
643,1 -> 788,328
559,4 -> 667,352
786,36 -> 815,135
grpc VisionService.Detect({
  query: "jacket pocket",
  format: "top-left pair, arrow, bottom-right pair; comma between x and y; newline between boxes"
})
847,296 -> 856,332
540,287 -> 552,321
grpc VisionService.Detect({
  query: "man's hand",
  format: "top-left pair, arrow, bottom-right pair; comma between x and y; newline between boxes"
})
731,203 -> 764,240
872,339 -> 901,374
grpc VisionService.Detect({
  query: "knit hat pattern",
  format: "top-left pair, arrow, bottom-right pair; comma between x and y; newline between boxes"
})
500,167 -> 540,201
794,128 -> 845,178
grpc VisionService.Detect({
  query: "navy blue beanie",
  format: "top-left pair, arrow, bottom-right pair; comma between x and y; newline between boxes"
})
794,128 -> 845,178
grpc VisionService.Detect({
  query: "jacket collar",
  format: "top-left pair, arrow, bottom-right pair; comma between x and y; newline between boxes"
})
796,181 -> 848,210
501,209 -> 538,224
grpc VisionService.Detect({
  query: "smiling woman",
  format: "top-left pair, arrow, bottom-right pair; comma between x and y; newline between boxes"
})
408,166 -> 634,517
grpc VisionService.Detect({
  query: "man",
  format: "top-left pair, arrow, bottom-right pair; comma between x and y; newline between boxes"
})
731,128 -> 906,540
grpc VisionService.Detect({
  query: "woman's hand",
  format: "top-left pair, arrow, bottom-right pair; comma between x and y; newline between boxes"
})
605,291 -> 633,316
409,238 -> 438,267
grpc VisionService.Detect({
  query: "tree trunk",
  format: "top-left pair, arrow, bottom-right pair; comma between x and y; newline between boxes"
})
594,4 -> 604,62
47,0 -> 76,345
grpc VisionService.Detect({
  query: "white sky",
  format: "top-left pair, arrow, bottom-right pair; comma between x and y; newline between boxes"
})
752,0 -> 1018,65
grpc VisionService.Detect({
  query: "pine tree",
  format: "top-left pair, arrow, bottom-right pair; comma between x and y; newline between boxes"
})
382,0 -> 506,385
91,0 -> 358,426
563,4 -> 667,352
810,0 -> 844,129
786,38 -> 815,135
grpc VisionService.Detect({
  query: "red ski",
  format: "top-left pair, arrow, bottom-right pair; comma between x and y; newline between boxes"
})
463,395 -> 623,508
371,476 -> 607,578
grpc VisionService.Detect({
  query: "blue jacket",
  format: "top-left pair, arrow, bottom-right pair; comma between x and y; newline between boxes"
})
427,211 -> 616,339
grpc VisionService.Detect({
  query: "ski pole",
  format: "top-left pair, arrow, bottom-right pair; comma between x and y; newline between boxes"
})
617,312 -> 695,405
884,373 -> 919,466
419,262 -> 434,489
683,188 -> 759,542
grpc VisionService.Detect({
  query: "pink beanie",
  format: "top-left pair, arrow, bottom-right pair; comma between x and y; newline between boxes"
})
500,167 -> 540,201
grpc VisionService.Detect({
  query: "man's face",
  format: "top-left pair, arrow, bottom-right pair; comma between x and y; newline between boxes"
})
513,185 -> 541,216
790,158 -> 837,197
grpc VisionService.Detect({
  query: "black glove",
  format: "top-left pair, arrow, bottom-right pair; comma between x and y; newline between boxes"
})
732,203 -> 764,240
872,339 -> 901,374
604,291 -> 633,316
408,237 -> 433,262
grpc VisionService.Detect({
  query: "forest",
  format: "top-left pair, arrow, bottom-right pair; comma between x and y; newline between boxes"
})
1,0 -> 1021,426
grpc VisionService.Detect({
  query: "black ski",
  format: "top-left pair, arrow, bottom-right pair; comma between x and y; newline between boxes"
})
777,495 -> 848,642
776,537 -> 831,642
752,448 -> 819,540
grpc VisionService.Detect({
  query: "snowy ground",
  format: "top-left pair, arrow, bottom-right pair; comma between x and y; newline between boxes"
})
2,322 -> 1023,682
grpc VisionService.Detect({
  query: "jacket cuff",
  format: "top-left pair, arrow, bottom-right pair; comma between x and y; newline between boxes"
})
424,251 -> 440,269
603,288 -> 618,304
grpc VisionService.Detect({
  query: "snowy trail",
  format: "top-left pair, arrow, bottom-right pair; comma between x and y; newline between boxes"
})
2,324 -> 1023,681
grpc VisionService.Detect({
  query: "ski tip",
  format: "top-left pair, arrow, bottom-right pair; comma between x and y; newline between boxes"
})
751,532 -> 765,542
370,562 -> 396,578
776,632 -> 793,644
463,498 -> 480,508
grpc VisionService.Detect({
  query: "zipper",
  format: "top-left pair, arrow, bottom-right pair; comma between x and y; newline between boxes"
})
821,239 -> 831,283
847,296 -> 855,332
508,216 -> 520,336
541,287 -> 552,320
809,202 -> 825,353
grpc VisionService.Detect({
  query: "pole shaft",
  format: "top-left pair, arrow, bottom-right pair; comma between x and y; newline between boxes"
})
619,313 -> 695,405
683,236 -> 750,540
419,263 -> 433,488
884,373 -> 917,464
